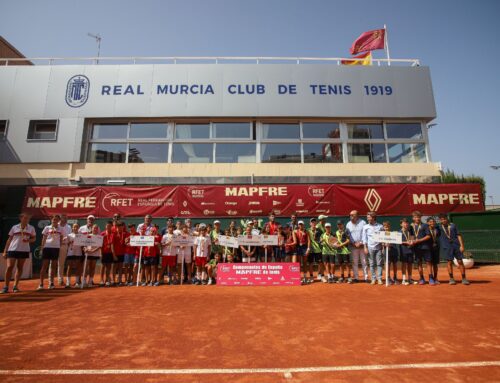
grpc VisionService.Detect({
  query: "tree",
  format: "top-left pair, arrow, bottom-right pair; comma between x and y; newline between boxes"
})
440,169 -> 486,203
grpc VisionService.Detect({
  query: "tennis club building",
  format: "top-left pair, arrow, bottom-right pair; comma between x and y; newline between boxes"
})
0,53 -> 484,220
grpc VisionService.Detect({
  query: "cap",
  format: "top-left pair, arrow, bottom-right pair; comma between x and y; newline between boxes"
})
325,223 -> 332,227
298,220 -> 304,225
310,217 -> 317,223
246,220 -> 253,225
318,215 -> 328,220
214,220 -> 221,224
199,223 -> 207,229
87,215 -> 96,219
337,220 -> 344,225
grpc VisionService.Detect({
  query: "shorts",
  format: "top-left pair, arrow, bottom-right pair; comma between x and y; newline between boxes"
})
102,253 -> 114,264
443,247 -> 463,262
66,255 -> 83,262
387,248 -> 398,264
337,253 -> 351,264
142,256 -> 158,266
400,251 -> 414,264
177,252 -> 192,264
7,251 -> 29,259
162,255 -> 177,268
42,247 -> 59,261
296,244 -> 307,257
307,252 -> 322,264
414,248 -> 432,263
86,255 -> 100,261
124,253 -> 136,264
195,257 -> 208,267
114,255 -> 125,264
430,247 -> 440,264
322,253 -> 336,264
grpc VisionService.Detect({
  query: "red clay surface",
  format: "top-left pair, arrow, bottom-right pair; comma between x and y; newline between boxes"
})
1,265 -> 500,383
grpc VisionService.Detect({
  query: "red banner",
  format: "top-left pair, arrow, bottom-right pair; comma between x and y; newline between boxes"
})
22,183 -> 484,218
216,263 -> 302,286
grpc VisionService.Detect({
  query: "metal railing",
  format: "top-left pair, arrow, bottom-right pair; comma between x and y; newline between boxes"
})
1,56 -> 421,66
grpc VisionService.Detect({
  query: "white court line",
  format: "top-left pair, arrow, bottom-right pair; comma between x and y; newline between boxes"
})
0,361 -> 499,375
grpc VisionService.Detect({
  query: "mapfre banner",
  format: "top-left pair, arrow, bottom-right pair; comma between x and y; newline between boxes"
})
22,183 -> 484,218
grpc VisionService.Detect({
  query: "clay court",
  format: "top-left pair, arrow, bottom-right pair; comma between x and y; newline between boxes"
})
1,265 -> 499,383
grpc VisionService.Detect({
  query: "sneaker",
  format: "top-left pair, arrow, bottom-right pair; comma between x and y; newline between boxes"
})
153,282 -> 160,286
352,279 -> 358,283
74,283 -> 81,288
449,278 -> 456,285
377,279 -> 383,285
117,282 -> 123,287
201,280 -> 207,285
65,283 -> 71,289
337,277 -> 344,284
13,286 -> 20,293
48,283 -> 55,290
207,278 -> 213,285
347,277 -> 353,284
141,282 -> 147,286
148,282 -> 153,286
307,278 -> 314,284
403,280 -> 409,286
327,277 -> 333,284
37,284 -> 44,291
410,279 -> 418,285
370,280 -> 376,285
88,281 -> 94,287
128,282 -> 134,286
388,279 -> 394,285
434,279 -> 441,285
301,278 -> 307,285
317,273 -> 323,281
321,276 -> 328,283
418,278 -> 425,285
0,286 -> 8,294
461,278 -> 470,285
99,281 -> 105,287
105,282 -> 110,287
429,277 -> 436,286
195,280 -> 202,285
393,279 -> 400,285
58,278 -> 64,286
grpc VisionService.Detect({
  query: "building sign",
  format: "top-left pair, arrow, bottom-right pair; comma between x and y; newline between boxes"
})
22,183 -> 484,218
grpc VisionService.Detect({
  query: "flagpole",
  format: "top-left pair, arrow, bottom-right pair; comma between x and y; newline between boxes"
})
384,24 -> 391,66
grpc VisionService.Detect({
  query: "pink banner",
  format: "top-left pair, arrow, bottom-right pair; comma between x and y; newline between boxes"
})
216,263 -> 301,286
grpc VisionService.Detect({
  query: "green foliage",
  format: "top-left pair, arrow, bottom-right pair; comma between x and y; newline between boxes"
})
440,169 -> 486,203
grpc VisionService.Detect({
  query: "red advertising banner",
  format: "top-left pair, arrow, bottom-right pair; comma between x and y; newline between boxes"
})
23,187 -> 101,218
21,183 -> 484,218
99,186 -> 178,218
407,183 -> 483,214
216,263 -> 302,286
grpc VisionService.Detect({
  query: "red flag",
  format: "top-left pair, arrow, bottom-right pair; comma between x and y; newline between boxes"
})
350,28 -> 385,55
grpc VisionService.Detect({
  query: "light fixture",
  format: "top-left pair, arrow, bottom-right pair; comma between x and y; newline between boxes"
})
106,180 -> 126,185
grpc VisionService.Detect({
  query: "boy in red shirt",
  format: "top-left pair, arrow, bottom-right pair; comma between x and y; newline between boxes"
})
143,227 -> 161,286
124,224 -> 137,286
101,221 -> 116,287
112,222 -> 128,286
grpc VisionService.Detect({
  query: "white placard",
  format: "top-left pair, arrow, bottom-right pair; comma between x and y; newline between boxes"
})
171,234 -> 195,247
237,234 -> 262,246
260,235 -> 279,246
218,235 -> 239,248
130,235 -> 155,247
74,234 -> 103,247
372,231 -> 402,245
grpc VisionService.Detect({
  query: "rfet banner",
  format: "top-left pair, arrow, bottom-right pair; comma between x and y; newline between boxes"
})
22,183 -> 484,218
217,263 -> 302,286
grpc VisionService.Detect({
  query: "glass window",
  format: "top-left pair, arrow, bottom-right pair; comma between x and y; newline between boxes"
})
261,143 -> 301,163
348,123 -> 384,139
172,143 -> 213,163
87,143 -> 126,163
174,124 -> 210,140
91,124 -> 128,139
129,123 -> 168,139
262,123 -> 300,139
215,143 -> 256,163
128,143 -> 168,163
27,120 -> 58,140
388,143 -> 427,163
348,143 -> 386,163
0,120 -> 7,140
303,143 -> 343,163
386,123 -> 423,139
214,122 -> 251,139
302,122 -> 340,139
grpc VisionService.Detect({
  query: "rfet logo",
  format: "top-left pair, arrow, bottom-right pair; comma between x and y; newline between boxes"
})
187,187 -> 206,199
364,188 -> 382,211
101,193 -> 133,212
221,265 -> 231,273
308,186 -> 325,198
65,75 -> 90,108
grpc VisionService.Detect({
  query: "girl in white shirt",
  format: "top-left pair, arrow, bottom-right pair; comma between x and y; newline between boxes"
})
66,223 -> 83,288
38,215 -> 63,290
193,225 -> 211,285
83,224 -> 102,287
1,213 -> 36,294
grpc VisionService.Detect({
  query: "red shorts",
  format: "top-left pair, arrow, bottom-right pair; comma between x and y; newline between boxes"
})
162,255 -> 177,268
195,257 -> 208,267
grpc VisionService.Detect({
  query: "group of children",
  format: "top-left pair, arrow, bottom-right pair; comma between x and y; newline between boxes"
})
1,211 -> 471,293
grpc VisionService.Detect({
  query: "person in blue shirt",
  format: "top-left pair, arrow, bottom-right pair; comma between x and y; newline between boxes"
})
362,212 -> 384,285
399,218 -> 417,285
411,211 -> 434,285
438,214 -> 470,285
426,217 -> 441,284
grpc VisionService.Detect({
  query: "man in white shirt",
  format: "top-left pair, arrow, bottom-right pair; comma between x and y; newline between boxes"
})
49,214 -> 71,285
79,215 -> 96,234
362,212 -> 384,285
137,215 -> 153,235
346,210 -> 367,283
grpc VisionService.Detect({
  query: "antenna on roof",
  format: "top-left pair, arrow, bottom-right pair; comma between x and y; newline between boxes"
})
87,33 -> 102,64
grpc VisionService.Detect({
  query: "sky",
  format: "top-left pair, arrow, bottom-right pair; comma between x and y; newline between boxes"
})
0,0 -> 499,204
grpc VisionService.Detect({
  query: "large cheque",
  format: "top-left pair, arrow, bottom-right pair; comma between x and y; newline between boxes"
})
74,234 -> 103,247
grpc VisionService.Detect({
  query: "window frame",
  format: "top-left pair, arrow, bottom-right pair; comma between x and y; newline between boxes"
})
27,119 -> 59,142
0,120 -> 8,141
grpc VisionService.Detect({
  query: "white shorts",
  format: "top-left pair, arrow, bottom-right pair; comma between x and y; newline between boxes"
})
177,252 -> 192,264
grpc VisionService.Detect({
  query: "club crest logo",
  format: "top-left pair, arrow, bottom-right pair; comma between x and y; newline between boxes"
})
65,75 -> 90,108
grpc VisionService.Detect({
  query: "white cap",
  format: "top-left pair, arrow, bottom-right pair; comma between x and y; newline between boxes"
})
214,220 -> 221,224
298,220 -> 304,225
325,223 -> 332,227
87,215 -> 95,219
318,215 -> 328,220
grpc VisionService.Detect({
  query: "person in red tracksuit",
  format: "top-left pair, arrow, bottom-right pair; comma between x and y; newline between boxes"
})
112,222 -> 128,286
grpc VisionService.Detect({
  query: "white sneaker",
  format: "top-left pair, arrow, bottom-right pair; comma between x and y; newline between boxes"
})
207,278 -> 213,285
74,283 -> 81,288
48,283 -> 55,290
321,276 -> 328,283
105,282 -> 110,287
317,274 -> 323,281
37,284 -> 44,291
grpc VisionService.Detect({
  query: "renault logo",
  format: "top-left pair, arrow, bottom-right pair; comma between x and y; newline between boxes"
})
364,188 -> 382,211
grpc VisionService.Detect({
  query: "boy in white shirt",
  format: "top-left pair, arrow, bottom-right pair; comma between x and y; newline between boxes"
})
1,213 -> 36,293
39,215 -> 63,290
193,224 -> 211,285
65,223 -> 83,288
